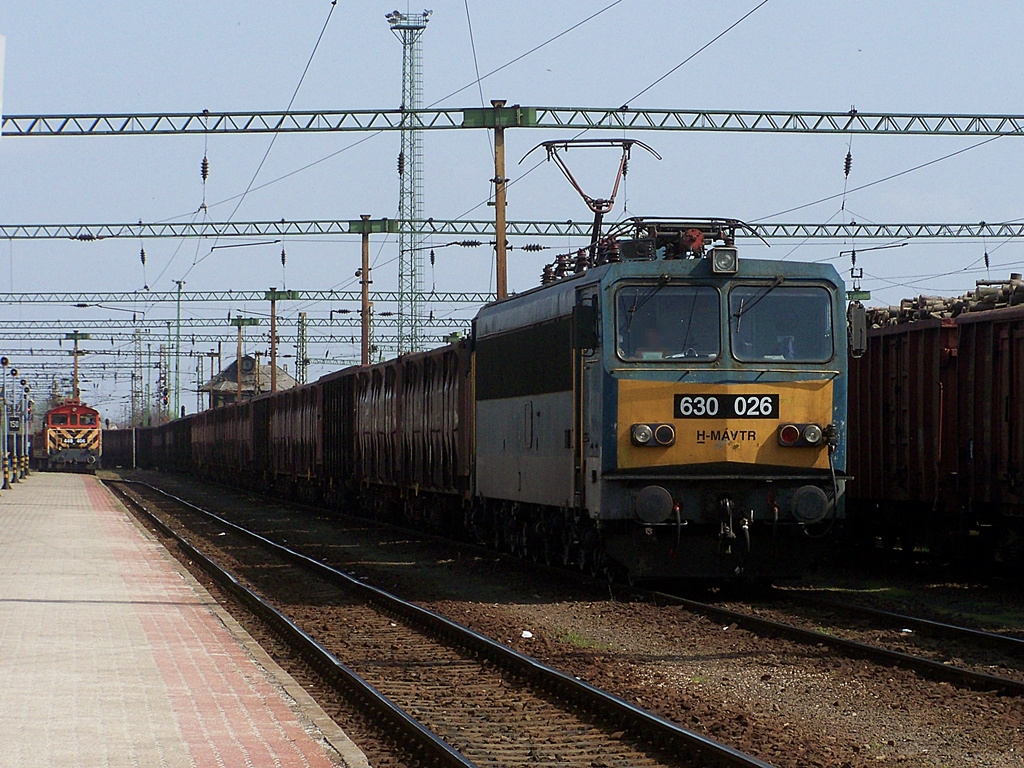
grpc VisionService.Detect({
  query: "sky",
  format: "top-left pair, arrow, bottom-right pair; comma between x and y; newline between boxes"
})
2,1 -> 1023,418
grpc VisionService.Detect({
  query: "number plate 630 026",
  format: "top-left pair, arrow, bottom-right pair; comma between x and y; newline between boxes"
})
673,394 -> 779,419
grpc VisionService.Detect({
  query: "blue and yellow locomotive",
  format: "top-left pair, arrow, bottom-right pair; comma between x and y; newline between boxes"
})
115,216 -> 858,584
474,218 -> 853,581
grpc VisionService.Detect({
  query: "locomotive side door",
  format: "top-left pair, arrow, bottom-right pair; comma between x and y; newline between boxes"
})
574,286 -> 603,516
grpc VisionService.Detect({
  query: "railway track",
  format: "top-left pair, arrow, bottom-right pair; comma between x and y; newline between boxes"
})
652,589 -> 1024,696
781,590 -> 1024,652
106,479 -> 774,768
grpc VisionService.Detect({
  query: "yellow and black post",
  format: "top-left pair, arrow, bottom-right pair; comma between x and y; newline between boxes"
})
1,356 -> 10,491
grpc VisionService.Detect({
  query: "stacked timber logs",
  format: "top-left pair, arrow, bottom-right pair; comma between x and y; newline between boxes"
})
866,273 -> 1024,327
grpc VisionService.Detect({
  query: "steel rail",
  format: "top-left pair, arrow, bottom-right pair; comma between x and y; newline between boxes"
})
779,591 -> 1024,655
653,591 -> 1024,696
115,479 -> 776,768
4,218 -> 1024,241
5,106 -> 1024,137
104,481 -> 479,768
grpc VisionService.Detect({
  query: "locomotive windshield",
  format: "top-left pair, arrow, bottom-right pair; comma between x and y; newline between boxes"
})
729,284 -> 833,362
616,284 -> 720,361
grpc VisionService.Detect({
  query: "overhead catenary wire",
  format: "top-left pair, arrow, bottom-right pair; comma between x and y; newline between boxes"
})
620,0 -> 773,107
175,1 -> 339,285
463,1 -> 492,156
429,1 -> 627,108
452,0 -> 780,231
155,2 -> 629,230
221,1 -> 338,227
755,135 -> 1004,221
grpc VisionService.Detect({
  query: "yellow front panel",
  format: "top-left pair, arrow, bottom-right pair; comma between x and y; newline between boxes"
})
48,428 -> 100,452
617,379 -> 833,470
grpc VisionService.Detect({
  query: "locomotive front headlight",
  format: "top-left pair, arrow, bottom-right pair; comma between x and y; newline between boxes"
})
631,423 -> 654,445
710,246 -> 738,274
802,424 -> 824,445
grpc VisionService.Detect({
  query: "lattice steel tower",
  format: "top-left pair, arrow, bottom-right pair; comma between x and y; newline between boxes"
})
387,9 -> 430,354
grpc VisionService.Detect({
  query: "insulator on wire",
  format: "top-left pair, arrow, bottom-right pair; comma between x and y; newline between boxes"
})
851,249 -> 856,267
397,151 -> 405,176
430,249 -> 435,267
984,251 -> 990,269
844,151 -> 852,178
140,246 -> 147,266
521,244 -> 544,252
281,247 -> 287,266
622,157 -> 629,176
201,156 -> 210,182
458,240 -> 482,247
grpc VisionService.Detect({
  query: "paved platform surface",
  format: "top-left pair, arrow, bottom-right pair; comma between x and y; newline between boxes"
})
0,473 -> 369,768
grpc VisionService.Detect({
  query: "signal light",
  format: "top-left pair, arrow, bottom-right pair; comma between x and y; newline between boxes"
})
654,424 -> 676,446
631,423 -> 676,447
779,424 -> 801,446
779,423 -> 827,447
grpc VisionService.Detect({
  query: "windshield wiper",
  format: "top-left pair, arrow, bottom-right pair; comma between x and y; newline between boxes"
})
624,273 -> 670,330
733,275 -> 784,328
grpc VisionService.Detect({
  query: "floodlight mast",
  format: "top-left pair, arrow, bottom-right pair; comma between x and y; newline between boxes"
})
388,9 -> 431,353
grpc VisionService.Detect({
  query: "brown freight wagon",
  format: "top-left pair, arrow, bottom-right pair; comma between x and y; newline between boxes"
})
846,317 -> 960,554
956,304 -> 1024,563
337,340 -> 473,523
848,295 -> 1024,566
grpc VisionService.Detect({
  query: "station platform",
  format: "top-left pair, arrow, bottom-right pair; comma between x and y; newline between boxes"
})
0,473 -> 368,768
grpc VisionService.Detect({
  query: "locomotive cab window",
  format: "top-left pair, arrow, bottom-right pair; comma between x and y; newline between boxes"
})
729,284 -> 833,362
79,413 -> 97,426
616,284 -> 720,361
50,413 -> 69,426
